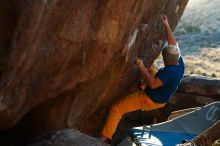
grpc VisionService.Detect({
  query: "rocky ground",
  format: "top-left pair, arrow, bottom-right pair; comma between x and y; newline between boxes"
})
28,129 -> 110,146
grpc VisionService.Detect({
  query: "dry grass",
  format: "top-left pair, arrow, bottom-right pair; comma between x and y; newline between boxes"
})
154,48 -> 220,78
184,48 -> 220,78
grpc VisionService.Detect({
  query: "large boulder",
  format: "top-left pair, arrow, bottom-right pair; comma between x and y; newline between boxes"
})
167,75 -> 220,114
0,0 -> 188,145
28,129 -> 110,146
178,75 -> 220,98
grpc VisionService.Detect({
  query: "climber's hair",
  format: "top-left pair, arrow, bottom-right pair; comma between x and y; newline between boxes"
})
162,45 -> 180,64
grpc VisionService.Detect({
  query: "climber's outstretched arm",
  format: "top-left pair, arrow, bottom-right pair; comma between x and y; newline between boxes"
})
161,15 -> 177,46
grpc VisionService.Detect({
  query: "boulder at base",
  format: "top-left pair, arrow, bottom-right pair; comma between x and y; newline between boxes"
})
178,75 -> 220,98
28,129 -> 110,146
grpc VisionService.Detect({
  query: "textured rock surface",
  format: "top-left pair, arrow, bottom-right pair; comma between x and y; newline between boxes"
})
169,75 -> 220,113
28,129 -> 110,146
178,75 -> 220,98
0,0 -> 188,145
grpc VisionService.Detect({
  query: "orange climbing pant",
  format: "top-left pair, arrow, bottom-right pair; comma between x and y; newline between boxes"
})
101,90 -> 166,139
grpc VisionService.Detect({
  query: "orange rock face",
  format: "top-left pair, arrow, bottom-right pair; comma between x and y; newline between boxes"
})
0,0 -> 188,145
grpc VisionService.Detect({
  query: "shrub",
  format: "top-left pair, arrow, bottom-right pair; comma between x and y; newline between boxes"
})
185,25 -> 201,33
212,73 -> 217,78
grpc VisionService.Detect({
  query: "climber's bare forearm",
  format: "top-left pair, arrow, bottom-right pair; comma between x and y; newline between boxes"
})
138,64 -> 163,89
162,15 -> 177,46
139,65 -> 154,87
164,23 -> 177,45
136,58 -> 163,89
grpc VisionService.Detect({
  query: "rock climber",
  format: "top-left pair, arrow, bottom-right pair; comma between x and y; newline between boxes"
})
100,14 -> 185,142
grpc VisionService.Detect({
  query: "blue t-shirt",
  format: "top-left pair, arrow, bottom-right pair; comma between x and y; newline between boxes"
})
145,56 -> 185,103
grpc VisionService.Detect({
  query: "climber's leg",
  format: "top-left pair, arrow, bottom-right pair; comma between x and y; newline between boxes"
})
101,91 -> 144,140
101,90 -> 165,140
140,92 -> 166,111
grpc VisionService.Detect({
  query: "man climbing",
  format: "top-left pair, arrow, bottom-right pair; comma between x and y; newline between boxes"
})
100,15 -> 185,142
